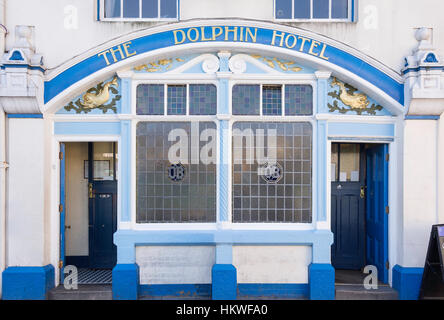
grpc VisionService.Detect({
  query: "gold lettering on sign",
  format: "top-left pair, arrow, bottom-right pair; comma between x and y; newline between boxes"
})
298,37 -> 310,52
245,28 -> 257,43
200,27 -> 212,41
212,26 -> 223,40
187,28 -> 199,42
98,41 -> 137,66
309,40 -> 321,57
173,30 -> 186,45
285,34 -> 298,49
271,31 -> 285,47
319,43 -> 329,60
225,26 -> 238,41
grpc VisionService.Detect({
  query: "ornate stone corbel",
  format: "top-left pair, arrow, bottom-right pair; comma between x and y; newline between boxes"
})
403,27 -> 444,116
0,25 -> 45,114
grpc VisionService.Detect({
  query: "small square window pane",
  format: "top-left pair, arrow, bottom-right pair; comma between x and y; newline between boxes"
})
332,0 -> 348,19
123,0 -> 140,18
262,86 -> 282,116
160,0 -> 177,18
232,85 -> 260,115
142,0 -> 158,18
104,0 -> 121,18
313,0 -> 329,18
189,84 -> 217,115
137,84 -> 164,115
294,0 -> 311,19
167,85 -> 187,115
275,0 -> 292,19
285,85 -> 313,115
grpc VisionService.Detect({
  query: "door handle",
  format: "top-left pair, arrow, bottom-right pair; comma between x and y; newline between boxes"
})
360,186 -> 366,199
89,183 -> 95,199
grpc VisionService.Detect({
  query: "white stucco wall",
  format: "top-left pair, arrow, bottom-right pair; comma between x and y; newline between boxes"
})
136,246 -> 216,284
6,118 -> 46,266
3,0 -> 444,72
65,142 -> 89,257
402,120 -> 439,267
233,246 -> 311,284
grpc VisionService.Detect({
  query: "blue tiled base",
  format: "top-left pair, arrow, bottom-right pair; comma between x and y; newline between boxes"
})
2,265 -> 55,300
308,263 -> 335,300
112,263 -> 139,300
212,264 -> 237,300
393,265 -> 424,300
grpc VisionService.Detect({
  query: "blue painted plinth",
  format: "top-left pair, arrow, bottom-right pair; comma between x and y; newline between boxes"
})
2,265 -> 55,300
309,263 -> 335,300
393,265 -> 424,300
112,263 -> 139,300
212,264 -> 237,300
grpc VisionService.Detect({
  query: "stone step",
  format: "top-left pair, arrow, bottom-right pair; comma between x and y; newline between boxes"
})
48,285 -> 112,300
335,284 -> 399,300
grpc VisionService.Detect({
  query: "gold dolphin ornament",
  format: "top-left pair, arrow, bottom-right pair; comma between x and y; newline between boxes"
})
81,77 -> 119,109
330,77 -> 370,109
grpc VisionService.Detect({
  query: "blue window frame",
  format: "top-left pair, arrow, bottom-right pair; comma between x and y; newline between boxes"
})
101,0 -> 178,20
275,0 -> 355,21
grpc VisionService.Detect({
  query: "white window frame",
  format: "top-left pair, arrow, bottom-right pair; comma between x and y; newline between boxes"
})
274,0 -> 355,22
99,0 -> 179,22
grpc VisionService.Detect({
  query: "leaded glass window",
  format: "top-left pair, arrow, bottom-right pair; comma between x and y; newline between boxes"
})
137,84 -> 164,115
232,122 -> 312,223
167,85 -> 187,115
136,84 -> 217,116
285,85 -> 313,115
232,84 -> 313,116
262,86 -> 282,116
136,122 -> 217,223
189,84 -> 217,115
232,85 -> 261,115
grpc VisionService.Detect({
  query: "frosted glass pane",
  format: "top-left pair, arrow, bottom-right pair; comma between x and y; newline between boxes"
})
142,0 -> 158,18
276,0 -> 292,19
313,0 -> 329,18
332,0 -> 348,18
294,0 -> 311,19
123,0 -> 140,18
104,0 -> 121,18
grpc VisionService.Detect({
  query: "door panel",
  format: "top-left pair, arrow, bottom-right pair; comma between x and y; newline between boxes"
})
331,144 -> 366,270
366,144 -> 389,283
88,142 -> 117,269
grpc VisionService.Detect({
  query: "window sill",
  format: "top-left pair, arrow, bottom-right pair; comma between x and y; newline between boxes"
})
99,18 -> 179,23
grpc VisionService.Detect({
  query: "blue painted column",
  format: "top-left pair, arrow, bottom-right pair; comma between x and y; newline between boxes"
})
212,52 -> 237,300
310,72 -> 335,300
113,76 -> 139,300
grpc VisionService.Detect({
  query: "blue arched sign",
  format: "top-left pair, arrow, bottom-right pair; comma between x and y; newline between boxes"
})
44,24 -> 404,105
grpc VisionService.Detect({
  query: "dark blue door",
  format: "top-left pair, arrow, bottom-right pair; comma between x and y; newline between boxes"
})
366,144 -> 389,283
331,144 -> 366,270
60,143 -> 66,282
88,142 -> 117,269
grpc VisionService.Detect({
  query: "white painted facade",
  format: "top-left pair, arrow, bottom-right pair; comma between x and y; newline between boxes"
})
0,0 -> 444,300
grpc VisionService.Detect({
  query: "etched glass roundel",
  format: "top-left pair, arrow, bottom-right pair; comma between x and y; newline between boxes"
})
167,163 -> 186,182
260,162 -> 283,184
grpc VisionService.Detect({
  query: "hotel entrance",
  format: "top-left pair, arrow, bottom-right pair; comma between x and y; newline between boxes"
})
60,142 -> 118,285
331,143 -> 389,284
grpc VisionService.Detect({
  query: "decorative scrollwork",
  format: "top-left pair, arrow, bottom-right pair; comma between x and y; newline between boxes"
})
228,55 -> 247,74
202,55 -> 220,74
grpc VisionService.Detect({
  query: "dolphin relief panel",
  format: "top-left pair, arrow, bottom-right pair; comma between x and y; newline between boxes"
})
58,76 -> 122,114
326,77 -> 390,116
